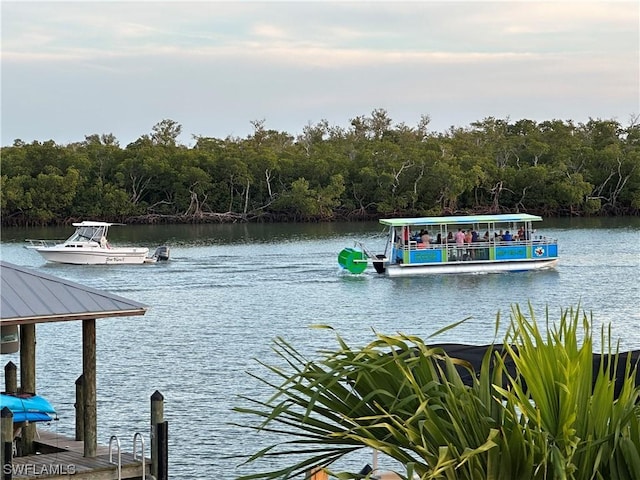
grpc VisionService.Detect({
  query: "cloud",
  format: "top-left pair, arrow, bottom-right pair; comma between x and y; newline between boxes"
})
1,1 -> 638,146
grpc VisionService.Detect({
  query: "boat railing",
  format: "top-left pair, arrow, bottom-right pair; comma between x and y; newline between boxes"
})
397,235 -> 558,263
403,236 -> 556,250
25,239 -> 57,249
354,241 -> 382,260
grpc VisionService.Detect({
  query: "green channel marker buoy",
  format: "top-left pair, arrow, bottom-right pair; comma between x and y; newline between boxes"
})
337,248 -> 368,274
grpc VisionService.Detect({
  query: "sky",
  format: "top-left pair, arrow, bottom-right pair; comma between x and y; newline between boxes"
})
1,0 -> 638,147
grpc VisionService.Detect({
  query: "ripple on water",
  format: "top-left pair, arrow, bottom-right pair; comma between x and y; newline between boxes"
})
1,221 -> 638,478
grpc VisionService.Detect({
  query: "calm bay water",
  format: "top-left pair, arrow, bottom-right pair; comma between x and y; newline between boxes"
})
1,217 -> 639,478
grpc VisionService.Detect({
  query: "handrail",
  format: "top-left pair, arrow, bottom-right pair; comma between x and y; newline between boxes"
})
133,432 -> 146,480
402,237 -> 557,251
24,239 -> 55,248
108,435 -> 122,480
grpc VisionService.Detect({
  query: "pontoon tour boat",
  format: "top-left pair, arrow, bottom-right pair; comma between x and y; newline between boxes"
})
26,221 -> 170,265
338,213 -> 558,277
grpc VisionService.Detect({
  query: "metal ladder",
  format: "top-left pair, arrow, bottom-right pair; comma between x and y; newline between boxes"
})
133,432 -> 146,480
109,432 -> 146,480
108,435 -> 122,480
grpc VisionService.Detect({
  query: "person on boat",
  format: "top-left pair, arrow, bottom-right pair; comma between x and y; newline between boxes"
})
435,233 -> 442,244
421,230 -> 431,246
464,230 -> 474,259
483,231 -> 490,241
394,228 -> 403,247
503,230 -> 513,241
99,236 -> 111,249
455,228 -> 466,259
446,232 -> 454,244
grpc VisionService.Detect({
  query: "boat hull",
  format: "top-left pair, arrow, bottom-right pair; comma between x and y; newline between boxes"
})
36,247 -> 150,265
384,258 -> 558,277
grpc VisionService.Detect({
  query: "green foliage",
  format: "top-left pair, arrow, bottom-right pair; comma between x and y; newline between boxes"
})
1,114 -> 639,224
233,305 -> 640,479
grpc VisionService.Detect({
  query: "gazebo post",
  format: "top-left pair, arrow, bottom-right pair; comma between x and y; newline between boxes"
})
82,318 -> 97,458
19,323 -> 36,455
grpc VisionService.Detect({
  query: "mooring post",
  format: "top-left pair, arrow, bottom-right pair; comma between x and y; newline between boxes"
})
4,362 -> 17,395
150,390 -> 165,480
156,421 -> 168,480
1,406 -> 13,480
75,375 -> 84,441
19,324 -> 36,455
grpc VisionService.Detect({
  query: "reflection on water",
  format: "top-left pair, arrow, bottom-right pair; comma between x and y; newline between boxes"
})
0,218 -> 639,479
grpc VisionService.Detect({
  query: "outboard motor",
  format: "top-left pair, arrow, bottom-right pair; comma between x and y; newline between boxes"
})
372,254 -> 386,274
152,245 -> 170,261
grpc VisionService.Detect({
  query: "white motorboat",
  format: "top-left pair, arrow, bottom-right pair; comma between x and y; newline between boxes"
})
26,221 -> 170,265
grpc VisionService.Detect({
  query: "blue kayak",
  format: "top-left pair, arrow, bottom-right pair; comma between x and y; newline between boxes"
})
0,393 -> 57,423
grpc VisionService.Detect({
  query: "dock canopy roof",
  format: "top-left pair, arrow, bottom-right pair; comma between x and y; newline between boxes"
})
380,213 -> 543,227
0,261 -> 148,326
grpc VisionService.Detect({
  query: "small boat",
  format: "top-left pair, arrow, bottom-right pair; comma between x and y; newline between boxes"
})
26,221 -> 170,265
0,393 -> 57,423
1,324 -> 19,354
338,213 -> 558,277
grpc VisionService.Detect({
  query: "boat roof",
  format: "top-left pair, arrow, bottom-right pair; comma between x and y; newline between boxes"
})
379,213 -> 543,227
72,221 -> 123,227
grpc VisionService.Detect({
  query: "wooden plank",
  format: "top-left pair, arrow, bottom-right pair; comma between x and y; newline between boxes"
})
11,450 -> 149,479
8,430 -> 151,480
35,430 -> 109,455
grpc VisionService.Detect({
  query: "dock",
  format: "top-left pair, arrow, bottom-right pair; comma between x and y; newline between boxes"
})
1,262 -> 168,480
10,430 -> 149,480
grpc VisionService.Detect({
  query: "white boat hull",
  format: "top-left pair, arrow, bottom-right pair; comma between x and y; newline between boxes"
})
36,246 -> 150,265
384,258 -> 558,277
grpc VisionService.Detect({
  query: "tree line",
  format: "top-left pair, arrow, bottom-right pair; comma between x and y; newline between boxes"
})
1,110 -> 639,226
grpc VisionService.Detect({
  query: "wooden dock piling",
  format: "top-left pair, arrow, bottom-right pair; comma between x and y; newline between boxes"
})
150,390 -> 165,480
4,362 -> 17,394
74,374 -> 84,441
1,406 -> 13,480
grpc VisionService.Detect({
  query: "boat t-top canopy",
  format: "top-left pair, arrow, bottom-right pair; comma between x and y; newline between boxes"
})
72,221 -> 123,227
379,213 -> 543,227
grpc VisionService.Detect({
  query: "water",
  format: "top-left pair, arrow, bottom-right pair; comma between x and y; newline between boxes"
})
1,217 -> 639,479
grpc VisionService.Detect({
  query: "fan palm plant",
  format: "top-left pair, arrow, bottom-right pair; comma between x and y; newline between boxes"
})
233,304 -> 640,479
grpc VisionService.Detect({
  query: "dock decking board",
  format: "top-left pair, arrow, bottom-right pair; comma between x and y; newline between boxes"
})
8,430 -> 150,480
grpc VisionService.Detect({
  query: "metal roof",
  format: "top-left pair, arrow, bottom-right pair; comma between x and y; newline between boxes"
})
0,261 -> 148,325
379,213 -> 543,227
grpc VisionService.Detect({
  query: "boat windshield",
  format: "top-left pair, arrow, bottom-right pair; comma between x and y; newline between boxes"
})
68,225 -> 106,243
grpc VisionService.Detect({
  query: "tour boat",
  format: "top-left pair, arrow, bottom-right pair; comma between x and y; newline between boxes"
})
26,221 -> 170,265
338,213 -> 558,277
